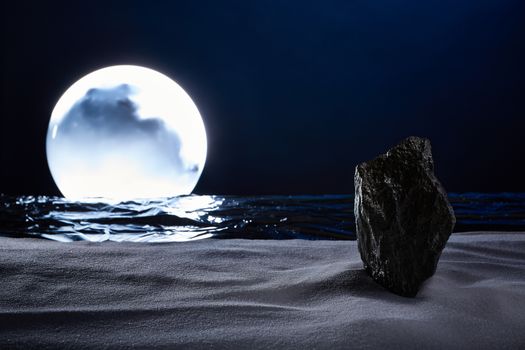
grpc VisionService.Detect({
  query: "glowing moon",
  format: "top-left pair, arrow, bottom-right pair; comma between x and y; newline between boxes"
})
46,65 -> 207,200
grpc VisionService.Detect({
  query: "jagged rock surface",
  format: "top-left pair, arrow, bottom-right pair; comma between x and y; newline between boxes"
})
354,136 -> 455,297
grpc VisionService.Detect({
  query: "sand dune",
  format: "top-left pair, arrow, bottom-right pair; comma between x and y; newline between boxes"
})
1,232 -> 524,349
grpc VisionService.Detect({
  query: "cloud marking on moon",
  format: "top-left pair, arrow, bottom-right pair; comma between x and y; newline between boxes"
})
57,84 -> 198,174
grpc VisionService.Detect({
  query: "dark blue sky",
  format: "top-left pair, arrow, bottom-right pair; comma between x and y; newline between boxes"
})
2,0 -> 524,195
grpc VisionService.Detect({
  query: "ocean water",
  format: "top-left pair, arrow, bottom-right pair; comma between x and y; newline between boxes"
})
0,193 -> 524,242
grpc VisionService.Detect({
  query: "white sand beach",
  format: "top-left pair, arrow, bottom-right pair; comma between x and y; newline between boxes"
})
1,232 -> 524,349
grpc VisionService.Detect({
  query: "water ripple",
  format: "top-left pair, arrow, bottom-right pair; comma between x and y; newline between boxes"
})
0,193 -> 524,242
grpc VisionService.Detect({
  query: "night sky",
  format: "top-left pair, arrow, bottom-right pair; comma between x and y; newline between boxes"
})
2,0 -> 524,196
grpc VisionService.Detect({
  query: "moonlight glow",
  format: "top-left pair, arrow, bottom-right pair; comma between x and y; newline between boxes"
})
46,65 -> 207,200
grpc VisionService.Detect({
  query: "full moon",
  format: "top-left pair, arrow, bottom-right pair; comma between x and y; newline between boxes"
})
46,65 -> 207,200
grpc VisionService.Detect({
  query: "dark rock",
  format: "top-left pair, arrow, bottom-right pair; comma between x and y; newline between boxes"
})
354,136 -> 455,297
